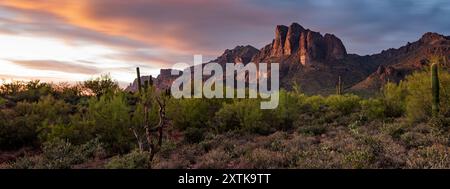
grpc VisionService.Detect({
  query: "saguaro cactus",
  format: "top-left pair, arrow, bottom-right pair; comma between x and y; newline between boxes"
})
136,67 -> 142,94
337,76 -> 343,95
431,63 -> 440,117
144,80 -> 149,92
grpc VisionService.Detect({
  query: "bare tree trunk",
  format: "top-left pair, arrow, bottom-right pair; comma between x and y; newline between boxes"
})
131,128 -> 144,152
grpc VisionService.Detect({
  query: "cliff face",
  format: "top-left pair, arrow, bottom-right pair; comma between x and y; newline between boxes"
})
127,23 -> 450,95
253,23 -> 347,66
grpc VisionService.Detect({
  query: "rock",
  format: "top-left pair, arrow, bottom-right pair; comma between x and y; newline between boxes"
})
324,33 -> 347,60
271,25 -> 289,57
420,32 -> 448,45
284,23 -> 304,55
251,23 -> 347,66
299,30 -> 327,65
210,45 -> 259,64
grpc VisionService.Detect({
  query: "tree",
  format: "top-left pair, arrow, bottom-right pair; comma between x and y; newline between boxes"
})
83,74 -> 119,97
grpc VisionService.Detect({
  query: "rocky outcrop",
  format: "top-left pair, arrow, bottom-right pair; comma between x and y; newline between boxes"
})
209,45 -> 259,64
284,23 -> 304,55
253,23 -> 347,66
271,25 -> 289,57
324,34 -> 347,60
351,65 -> 407,91
420,32 -> 449,45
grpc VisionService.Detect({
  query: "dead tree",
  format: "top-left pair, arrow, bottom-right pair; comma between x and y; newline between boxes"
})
131,67 -> 170,167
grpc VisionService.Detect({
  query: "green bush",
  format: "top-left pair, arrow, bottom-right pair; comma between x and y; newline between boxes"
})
273,90 -> 305,130
184,127 -> 206,143
382,82 -> 407,118
325,94 -> 361,115
0,97 -> 6,106
298,124 -> 328,136
382,70 -> 450,123
215,99 -> 272,134
105,150 -> 150,169
360,98 -> 385,120
0,102 -> 40,150
10,138 -> 104,169
304,95 -> 326,112
167,98 -> 221,130
85,92 -> 134,152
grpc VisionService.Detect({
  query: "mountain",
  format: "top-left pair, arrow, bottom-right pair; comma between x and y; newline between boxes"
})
208,45 -> 259,65
127,23 -> 450,95
249,23 -> 376,94
351,32 -> 450,92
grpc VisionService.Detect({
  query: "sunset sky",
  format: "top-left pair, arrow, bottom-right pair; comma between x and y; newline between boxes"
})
0,0 -> 449,86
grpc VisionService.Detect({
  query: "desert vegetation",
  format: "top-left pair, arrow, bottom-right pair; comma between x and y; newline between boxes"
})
0,62 -> 449,169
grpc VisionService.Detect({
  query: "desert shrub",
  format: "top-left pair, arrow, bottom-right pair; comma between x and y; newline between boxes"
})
2,80 -> 54,103
428,115 -> 450,130
42,138 -> 104,169
0,103 -> 41,150
33,95 -> 72,123
194,148 -> 231,169
9,156 -> 44,169
406,144 -> 450,168
303,95 -> 326,112
343,149 -> 375,169
400,132 -> 432,149
380,122 -> 407,139
295,146 -> 344,169
38,116 -> 96,146
52,83 -> 84,105
244,148 -> 288,169
360,98 -> 386,120
184,127 -> 206,143
0,97 -> 6,106
382,82 -> 407,117
82,74 -> 119,97
167,98 -> 220,130
298,124 -> 328,136
383,70 -> 450,123
85,92 -> 134,153
272,90 -> 306,130
215,99 -> 272,134
325,94 -> 361,115
10,138 -> 104,169
105,150 -> 150,169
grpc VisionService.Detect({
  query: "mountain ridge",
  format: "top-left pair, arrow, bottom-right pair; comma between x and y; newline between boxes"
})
127,23 -> 450,95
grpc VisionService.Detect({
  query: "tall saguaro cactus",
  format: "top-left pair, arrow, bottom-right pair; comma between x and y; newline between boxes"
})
337,76 -> 343,95
136,67 -> 142,94
431,63 -> 440,117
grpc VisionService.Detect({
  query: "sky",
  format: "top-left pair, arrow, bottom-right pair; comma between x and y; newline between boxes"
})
0,0 -> 449,86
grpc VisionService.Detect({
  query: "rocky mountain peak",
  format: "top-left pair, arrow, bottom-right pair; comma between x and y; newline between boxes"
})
210,45 -> 259,64
259,23 -> 347,65
324,33 -> 347,60
272,25 -> 289,57
420,32 -> 448,44
284,23 -> 305,55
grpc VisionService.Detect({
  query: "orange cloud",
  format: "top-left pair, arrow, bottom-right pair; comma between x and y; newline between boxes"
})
0,0 -> 277,56
0,0 -> 207,54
